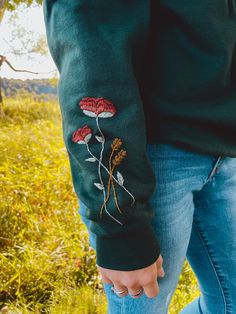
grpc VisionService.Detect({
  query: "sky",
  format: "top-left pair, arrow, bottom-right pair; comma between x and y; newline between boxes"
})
0,4 -> 57,80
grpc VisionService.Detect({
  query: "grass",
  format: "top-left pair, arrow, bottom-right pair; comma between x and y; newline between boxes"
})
0,94 -> 200,313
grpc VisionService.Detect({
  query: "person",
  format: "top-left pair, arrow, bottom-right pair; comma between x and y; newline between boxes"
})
43,1 -> 236,313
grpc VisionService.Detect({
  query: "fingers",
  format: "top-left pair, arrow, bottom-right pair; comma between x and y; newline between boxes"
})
156,254 -> 163,267
143,280 -> 160,298
99,271 -> 129,298
112,282 -> 129,297
158,267 -> 165,278
111,280 -> 160,299
98,254 -> 165,300
112,282 -> 143,298
156,254 -> 165,278
105,280 -> 160,299
128,286 -> 144,298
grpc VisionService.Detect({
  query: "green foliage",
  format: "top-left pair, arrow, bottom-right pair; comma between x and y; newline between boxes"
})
5,0 -> 42,11
0,94 -> 200,313
3,11 -> 49,57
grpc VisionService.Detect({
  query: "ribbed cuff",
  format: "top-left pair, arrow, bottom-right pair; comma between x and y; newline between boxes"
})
95,226 -> 161,271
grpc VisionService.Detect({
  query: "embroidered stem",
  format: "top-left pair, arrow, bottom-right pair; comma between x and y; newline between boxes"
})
99,144 -> 123,217
95,116 -> 107,218
104,206 -> 123,225
103,163 -> 123,214
85,143 -> 123,225
85,143 -> 135,206
111,165 -> 121,213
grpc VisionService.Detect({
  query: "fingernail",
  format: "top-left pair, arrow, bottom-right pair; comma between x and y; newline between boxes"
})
159,267 -> 165,277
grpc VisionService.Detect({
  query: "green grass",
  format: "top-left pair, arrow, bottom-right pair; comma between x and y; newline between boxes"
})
0,94 -> 200,313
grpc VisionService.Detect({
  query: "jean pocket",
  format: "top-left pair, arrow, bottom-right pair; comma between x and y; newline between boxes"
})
205,155 -> 225,183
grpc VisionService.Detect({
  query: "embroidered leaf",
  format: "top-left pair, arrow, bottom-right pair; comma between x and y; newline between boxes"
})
95,135 -> 104,143
85,157 -> 96,162
117,171 -> 124,186
94,182 -> 104,190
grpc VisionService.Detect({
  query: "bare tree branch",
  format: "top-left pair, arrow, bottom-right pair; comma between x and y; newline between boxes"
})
0,55 -> 39,74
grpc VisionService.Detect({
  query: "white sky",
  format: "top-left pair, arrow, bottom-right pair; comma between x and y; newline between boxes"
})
0,5 -> 57,79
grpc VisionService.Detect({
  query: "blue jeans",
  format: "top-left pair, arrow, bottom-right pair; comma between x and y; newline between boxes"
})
78,142 -> 236,314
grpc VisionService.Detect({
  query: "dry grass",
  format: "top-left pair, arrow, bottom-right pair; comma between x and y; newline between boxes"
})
0,94 -> 200,313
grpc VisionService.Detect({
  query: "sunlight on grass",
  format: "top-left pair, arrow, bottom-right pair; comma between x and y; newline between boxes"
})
0,94 -> 200,313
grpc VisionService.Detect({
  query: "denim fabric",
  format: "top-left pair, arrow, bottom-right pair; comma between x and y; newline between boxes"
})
78,142 -> 236,314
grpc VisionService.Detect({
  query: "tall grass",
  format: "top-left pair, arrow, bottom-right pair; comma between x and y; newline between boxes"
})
0,95 -> 106,313
0,94 -> 200,313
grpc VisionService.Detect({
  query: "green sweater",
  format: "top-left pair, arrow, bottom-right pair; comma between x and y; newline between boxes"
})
43,0 -> 236,271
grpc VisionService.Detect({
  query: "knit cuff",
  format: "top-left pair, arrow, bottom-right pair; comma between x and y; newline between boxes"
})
95,225 -> 161,271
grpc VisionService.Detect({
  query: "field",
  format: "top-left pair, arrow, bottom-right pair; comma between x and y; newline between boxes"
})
0,94 -> 200,313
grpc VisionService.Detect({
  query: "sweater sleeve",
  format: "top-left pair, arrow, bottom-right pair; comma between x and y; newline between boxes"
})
43,0 -> 161,271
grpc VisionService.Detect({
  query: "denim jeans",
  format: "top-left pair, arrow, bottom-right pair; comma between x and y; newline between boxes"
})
78,142 -> 236,314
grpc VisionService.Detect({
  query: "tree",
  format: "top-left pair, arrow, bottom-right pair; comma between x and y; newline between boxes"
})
0,0 -> 42,22
3,0 -> 42,12
3,11 -> 48,58
0,55 -> 39,116
0,0 -> 56,113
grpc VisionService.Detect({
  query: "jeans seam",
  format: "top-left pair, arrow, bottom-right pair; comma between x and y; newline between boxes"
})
198,297 -> 204,314
121,295 -> 125,314
193,221 -> 227,314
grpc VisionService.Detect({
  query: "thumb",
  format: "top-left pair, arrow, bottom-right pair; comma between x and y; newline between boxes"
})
143,280 -> 160,298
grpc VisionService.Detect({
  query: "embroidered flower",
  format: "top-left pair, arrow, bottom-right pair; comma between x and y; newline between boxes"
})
72,125 -> 92,144
72,97 -> 135,226
79,97 -> 116,118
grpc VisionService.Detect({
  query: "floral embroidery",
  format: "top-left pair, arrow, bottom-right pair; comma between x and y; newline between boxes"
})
80,97 -> 116,118
72,125 -> 92,143
72,97 -> 136,225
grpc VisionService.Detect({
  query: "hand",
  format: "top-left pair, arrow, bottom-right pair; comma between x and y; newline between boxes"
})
97,254 -> 165,298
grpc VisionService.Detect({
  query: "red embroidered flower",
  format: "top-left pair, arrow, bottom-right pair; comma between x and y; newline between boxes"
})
72,125 -> 92,144
79,97 -> 117,118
